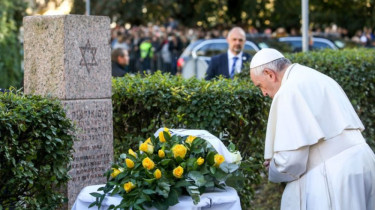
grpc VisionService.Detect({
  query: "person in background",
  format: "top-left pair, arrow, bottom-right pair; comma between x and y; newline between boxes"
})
205,27 -> 251,80
111,48 -> 129,77
168,33 -> 183,75
139,37 -> 154,74
250,48 -> 375,210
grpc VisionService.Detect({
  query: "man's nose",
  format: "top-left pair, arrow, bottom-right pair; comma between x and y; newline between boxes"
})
262,90 -> 267,97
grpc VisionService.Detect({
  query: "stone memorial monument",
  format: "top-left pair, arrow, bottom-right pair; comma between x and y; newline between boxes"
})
23,15 -> 113,209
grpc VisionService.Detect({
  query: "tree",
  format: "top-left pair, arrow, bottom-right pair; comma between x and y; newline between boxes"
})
271,0 -> 301,32
0,0 -> 27,89
272,0 -> 375,37
72,0 -> 374,37
71,0 -> 265,28
310,0 -> 375,37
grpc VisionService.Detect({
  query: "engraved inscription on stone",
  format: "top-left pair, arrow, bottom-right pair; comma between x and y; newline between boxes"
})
79,39 -> 98,73
71,108 -> 111,141
70,144 -> 111,182
63,99 -> 113,208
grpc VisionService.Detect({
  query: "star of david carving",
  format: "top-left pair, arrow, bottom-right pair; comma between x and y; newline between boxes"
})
79,39 -> 98,73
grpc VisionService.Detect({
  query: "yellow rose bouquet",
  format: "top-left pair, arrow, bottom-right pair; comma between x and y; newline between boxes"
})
90,128 -> 241,210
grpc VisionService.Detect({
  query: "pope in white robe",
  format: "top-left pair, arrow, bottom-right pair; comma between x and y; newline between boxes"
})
249,48 -> 375,210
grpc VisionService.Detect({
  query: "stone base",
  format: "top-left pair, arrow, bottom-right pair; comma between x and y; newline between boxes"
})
62,99 -> 113,208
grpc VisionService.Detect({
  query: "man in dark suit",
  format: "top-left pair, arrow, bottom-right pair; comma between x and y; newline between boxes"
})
111,48 -> 129,77
205,27 -> 251,80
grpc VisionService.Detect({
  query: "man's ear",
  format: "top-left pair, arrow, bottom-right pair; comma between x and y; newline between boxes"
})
263,68 -> 276,80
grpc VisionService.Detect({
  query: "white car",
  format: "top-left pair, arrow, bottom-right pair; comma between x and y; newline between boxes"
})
178,39 -> 263,79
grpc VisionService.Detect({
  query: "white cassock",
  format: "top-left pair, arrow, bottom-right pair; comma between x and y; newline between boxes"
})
265,64 -> 375,210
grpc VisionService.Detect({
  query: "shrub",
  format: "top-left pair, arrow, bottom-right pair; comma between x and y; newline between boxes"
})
0,89 -> 76,209
0,0 -> 26,89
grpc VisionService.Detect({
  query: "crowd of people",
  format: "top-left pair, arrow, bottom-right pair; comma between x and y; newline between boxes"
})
110,20 -> 375,77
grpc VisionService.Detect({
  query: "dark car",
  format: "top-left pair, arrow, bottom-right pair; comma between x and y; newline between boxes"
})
177,39 -> 262,79
278,36 -> 338,52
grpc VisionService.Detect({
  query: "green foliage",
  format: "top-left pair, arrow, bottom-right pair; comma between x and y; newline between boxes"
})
71,0 -> 374,35
71,0 -> 263,27
0,89 -> 76,209
272,0 -> 375,36
0,0 -> 27,89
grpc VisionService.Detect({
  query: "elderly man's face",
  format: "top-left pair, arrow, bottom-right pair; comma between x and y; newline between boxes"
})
227,30 -> 245,55
250,69 -> 280,98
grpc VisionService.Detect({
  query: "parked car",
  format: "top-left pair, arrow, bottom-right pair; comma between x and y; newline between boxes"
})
177,39 -> 263,79
278,36 -> 338,52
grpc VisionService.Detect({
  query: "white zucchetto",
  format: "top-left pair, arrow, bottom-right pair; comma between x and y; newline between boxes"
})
250,48 -> 285,68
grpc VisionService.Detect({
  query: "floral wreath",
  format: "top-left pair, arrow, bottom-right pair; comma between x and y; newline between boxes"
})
90,128 -> 242,210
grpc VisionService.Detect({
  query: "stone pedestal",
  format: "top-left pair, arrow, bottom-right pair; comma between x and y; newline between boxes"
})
23,15 -> 113,209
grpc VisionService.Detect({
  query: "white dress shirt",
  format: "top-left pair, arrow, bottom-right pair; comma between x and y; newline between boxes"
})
227,50 -> 243,75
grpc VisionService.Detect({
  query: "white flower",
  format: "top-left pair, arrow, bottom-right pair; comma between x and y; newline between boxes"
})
230,151 -> 242,164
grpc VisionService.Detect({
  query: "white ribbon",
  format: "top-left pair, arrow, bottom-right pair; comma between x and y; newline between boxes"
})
154,128 -> 239,163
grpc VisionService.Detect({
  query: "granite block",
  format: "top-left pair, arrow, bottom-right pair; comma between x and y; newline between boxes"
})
62,99 -> 113,208
23,15 -> 111,100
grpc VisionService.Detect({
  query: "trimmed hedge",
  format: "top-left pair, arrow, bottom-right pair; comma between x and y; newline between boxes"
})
0,90 -> 76,209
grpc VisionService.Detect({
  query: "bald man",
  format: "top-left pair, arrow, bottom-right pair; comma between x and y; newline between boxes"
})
205,27 -> 252,80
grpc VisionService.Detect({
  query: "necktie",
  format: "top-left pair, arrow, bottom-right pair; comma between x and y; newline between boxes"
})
230,57 -> 239,78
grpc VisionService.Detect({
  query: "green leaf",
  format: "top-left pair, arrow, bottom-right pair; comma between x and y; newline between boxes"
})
210,166 -> 216,175
160,159 -> 172,166
143,178 -> 155,184
188,171 -> 206,187
166,189 -> 179,206
90,192 -> 103,198
219,162 -> 239,173
174,180 -> 190,188
143,189 -> 155,194
207,151 -> 215,165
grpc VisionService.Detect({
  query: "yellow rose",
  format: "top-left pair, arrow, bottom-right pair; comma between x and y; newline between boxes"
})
214,154 -> 225,167
173,166 -> 184,178
159,127 -> 171,143
139,142 -> 147,152
185,135 -> 196,144
197,157 -> 205,166
154,169 -> 162,179
128,149 -> 137,158
145,137 -> 152,145
124,181 -> 136,193
142,157 -> 155,170
110,168 -> 121,178
139,142 -> 154,154
172,144 -> 187,159
125,158 -> 135,168
164,127 -> 170,133
158,149 -> 165,158
159,131 -> 166,143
